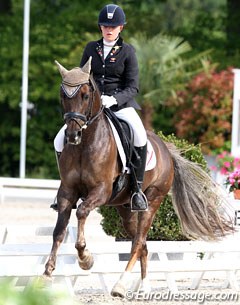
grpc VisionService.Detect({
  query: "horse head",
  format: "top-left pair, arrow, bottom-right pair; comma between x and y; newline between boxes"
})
55,57 -> 102,145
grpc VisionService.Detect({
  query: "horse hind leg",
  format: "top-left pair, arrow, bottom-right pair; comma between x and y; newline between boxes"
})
110,205 -> 138,297
138,244 -> 151,293
111,201 -> 159,298
111,228 -> 149,298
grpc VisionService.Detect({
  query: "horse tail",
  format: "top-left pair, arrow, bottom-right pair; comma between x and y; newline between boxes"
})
167,145 -> 234,240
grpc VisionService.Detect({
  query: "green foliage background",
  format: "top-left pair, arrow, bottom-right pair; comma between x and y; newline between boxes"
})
0,0 -> 239,178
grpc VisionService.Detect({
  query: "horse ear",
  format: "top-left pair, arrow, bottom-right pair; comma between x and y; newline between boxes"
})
55,60 -> 68,78
81,56 -> 92,75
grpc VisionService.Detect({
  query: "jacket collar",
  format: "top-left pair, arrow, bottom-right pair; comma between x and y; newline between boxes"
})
96,37 -> 123,62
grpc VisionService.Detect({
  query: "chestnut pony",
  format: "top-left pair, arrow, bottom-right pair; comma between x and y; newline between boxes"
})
43,58 -> 233,297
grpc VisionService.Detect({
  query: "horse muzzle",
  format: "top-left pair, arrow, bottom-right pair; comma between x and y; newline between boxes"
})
65,129 -> 82,145
64,112 -> 87,145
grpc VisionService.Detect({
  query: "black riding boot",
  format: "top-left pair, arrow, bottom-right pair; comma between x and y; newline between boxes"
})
130,144 -> 148,211
50,151 -> 61,211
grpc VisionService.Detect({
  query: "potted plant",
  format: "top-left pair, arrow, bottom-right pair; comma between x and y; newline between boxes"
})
209,151 -> 240,186
215,151 -> 240,175
225,168 -> 240,200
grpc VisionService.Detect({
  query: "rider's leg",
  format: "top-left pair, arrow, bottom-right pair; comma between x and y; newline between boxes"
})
50,125 -> 66,210
114,107 -> 148,211
130,144 -> 148,211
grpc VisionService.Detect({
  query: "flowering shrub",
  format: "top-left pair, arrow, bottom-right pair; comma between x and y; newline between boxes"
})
226,169 -> 240,192
168,66 -> 233,154
214,151 -> 240,175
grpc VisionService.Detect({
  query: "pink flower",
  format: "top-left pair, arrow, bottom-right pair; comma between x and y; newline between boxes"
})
223,161 -> 231,168
220,168 -> 228,175
210,165 -> 217,171
216,152 -> 240,176
225,168 -> 240,192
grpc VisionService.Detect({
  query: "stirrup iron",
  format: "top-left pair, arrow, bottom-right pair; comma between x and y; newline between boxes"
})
130,189 -> 148,212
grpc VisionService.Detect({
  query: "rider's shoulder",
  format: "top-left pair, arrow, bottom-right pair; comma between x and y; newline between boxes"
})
85,40 -> 100,49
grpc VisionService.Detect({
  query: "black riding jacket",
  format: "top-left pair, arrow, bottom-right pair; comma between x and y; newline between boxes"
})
80,37 -> 140,111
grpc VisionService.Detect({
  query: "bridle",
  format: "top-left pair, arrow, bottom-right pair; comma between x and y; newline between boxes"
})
63,77 -> 104,136
55,58 -> 103,144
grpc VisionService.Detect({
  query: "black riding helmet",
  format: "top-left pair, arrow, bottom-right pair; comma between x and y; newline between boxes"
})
98,4 -> 126,27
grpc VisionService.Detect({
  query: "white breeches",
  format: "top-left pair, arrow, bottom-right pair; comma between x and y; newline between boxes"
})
54,107 -> 147,152
114,107 -> 147,146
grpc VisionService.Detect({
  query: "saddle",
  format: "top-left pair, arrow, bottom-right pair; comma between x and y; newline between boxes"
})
104,108 -> 137,199
104,108 -> 135,167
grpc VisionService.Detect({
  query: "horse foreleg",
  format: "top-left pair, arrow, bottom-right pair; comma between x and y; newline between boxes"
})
75,188 -> 112,270
75,193 -> 105,270
75,205 -> 94,270
43,203 -> 72,278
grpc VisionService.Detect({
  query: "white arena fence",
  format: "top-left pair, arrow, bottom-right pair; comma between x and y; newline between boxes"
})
1,177 -> 240,295
1,225 -> 240,295
0,177 -> 60,203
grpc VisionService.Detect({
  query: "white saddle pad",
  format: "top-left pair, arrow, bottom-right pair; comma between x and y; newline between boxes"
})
107,119 -> 157,173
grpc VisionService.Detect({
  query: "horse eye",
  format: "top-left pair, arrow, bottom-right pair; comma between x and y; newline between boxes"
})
83,94 -> 89,100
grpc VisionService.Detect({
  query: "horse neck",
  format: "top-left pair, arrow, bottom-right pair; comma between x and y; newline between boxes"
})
91,90 -> 101,115
83,112 -> 110,144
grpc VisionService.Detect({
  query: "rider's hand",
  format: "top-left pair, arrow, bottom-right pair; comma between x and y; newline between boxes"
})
101,95 -> 117,108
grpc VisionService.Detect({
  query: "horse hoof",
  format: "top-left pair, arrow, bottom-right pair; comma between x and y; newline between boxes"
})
78,249 -> 94,270
36,274 -> 53,288
139,278 -> 151,294
41,273 -> 52,281
111,282 -> 126,298
130,277 -> 141,292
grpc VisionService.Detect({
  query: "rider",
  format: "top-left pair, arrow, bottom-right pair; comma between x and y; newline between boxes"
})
52,4 -> 148,211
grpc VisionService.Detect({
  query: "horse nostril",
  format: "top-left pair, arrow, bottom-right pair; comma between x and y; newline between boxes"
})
74,130 -> 82,142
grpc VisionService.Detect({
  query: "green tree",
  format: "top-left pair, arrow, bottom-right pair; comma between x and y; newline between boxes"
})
0,0 -> 238,178
130,33 -> 210,130
0,0 -> 107,178
0,0 -> 11,13
226,0 -> 240,55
